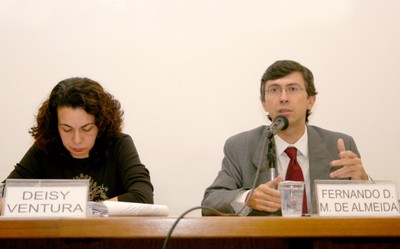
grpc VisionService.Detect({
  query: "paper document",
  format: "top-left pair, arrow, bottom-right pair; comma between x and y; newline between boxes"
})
90,201 -> 169,217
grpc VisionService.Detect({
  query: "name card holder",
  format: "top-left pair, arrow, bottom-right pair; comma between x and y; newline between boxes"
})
2,179 -> 89,218
315,180 -> 400,217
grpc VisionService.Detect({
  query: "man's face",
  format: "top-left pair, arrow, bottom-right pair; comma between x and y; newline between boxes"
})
261,71 -> 316,128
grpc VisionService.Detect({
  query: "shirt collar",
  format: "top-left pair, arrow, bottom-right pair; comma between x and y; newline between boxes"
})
275,126 -> 308,158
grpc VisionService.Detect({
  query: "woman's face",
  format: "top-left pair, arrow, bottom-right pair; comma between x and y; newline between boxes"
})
57,107 -> 99,158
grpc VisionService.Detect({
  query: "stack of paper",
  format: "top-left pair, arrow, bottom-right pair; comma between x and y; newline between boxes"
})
89,201 -> 169,217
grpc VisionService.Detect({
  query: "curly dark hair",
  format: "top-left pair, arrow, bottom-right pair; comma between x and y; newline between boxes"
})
30,77 -> 124,160
260,60 -> 318,122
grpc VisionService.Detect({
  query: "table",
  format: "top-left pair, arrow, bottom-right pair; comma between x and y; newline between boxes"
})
0,216 -> 399,248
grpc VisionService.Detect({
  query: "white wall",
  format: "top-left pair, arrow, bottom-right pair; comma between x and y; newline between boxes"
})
0,0 -> 399,216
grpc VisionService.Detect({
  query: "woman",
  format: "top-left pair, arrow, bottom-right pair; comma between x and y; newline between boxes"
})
6,77 -> 154,204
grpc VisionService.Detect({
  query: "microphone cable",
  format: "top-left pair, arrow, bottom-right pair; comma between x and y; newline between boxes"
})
235,134 -> 270,216
161,125 -> 281,248
162,122 -> 286,248
161,206 -> 236,249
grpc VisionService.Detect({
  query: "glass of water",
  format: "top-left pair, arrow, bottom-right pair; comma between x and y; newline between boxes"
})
279,181 -> 305,217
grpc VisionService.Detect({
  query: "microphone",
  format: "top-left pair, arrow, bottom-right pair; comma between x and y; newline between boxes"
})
267,115 -> 289,181
266,115 -> 289,139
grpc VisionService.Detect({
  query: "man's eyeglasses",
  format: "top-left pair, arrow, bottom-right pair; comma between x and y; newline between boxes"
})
265,85 -> 305,96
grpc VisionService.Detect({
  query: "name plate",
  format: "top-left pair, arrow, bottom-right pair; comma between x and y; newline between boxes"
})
315,180 -> 399,216
2,179 -> 89,218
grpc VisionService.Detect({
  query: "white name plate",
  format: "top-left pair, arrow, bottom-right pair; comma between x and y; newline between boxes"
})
315,180 -> 399,216
3,179 -> 89,218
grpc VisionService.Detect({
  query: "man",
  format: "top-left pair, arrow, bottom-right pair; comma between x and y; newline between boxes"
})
201,60 -> 369,216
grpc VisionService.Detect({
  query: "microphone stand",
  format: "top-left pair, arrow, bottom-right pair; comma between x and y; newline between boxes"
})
247,135 -> 281,216
267,137 -> 277,182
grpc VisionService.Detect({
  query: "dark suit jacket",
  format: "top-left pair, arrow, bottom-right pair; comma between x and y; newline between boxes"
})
201,125 -> 360,216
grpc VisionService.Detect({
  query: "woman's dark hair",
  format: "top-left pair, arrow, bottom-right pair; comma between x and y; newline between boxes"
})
260,60 -> 318,122
30,77 -> 124,160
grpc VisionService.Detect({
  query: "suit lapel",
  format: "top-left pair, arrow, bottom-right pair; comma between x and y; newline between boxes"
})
307,126 -> 335,191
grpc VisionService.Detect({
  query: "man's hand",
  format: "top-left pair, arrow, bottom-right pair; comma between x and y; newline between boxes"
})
247,175 -> 283,212
330,138 -> 368,180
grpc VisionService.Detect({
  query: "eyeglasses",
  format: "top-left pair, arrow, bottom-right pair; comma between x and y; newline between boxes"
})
265,85 -> 305,96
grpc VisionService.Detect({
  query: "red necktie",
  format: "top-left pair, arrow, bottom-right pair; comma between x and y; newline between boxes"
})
285,147 -> 308,214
